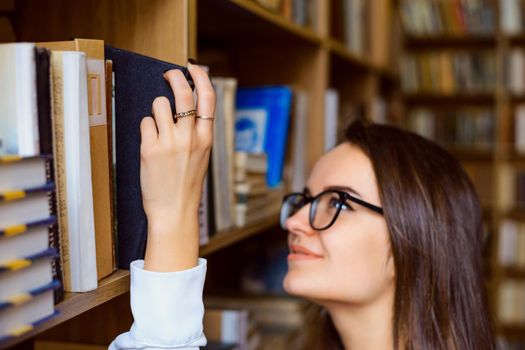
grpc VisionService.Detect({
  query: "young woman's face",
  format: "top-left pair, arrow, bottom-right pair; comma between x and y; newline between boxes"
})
283,143 -> 395,306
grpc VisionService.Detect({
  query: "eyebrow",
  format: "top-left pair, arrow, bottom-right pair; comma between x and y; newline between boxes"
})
304,185 -> 362,198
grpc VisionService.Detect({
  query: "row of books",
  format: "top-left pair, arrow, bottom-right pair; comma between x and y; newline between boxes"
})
498,279 -> 525,324
401,51 -> 496,94
400,0 -> 495,37
253,0 -> 317,30
407,108 -> 495,151
501,0 -> 525,35
499,220 -> 525,268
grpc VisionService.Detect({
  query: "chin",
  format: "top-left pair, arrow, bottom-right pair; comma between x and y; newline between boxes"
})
283,270 -> 316,299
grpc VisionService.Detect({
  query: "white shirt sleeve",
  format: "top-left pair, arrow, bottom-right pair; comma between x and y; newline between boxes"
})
109,258 -> 207,350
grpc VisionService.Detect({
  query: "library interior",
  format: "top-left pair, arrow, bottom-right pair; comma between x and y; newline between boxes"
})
1,0 -> 525,349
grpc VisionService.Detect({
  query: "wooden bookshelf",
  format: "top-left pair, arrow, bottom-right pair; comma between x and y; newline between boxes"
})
399,1 -> 525,343
3,0 -> 400,348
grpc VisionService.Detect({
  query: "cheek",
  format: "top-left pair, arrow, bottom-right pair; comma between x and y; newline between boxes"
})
327,220 -> 394,303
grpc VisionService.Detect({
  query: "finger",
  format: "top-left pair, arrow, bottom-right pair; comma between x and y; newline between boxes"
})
151,96 -> 174,139
140,116 -> 158,145
187,62 -> 215,145
163,69 -> 196,130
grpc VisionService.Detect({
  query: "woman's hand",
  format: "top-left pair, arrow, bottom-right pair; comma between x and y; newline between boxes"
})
140,62 -> 215,272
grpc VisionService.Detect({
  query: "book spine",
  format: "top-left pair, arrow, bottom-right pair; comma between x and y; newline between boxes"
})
50,52 -> 72,292
46,157 -> 64,304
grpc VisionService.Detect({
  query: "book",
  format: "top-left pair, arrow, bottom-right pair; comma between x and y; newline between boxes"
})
0,155 -> 51,191
0,287 -> 58,343
324,88 -> 339,152
104,45 -> 207,269
39,39 -> 115,282
515,104 -> 525,154
0,43 -> 40,157
287,88 -> 307,192
50,50 -> 97,292
0,183 -> 55,229
235,87 -> 293,188
211,77 -> 237,232
0,217 -> 56,263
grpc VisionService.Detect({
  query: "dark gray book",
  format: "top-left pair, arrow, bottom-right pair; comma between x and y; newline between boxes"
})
105,45 -> 212,269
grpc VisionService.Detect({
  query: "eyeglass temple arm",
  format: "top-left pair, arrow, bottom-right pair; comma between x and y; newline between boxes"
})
346,194 -> 384,215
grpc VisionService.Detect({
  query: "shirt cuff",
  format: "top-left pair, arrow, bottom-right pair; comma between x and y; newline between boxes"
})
128,258 -> 207,347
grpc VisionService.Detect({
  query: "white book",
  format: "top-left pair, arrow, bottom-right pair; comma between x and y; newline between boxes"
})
0,258 -> 52,300
509,49 -> 525,95
0,224 -> 49,263
0,156 -> 48,192
290,89 -> 308,192
515,104 -> 525,154
0,289 -> 55,338
50,51 -> 97,292
324,88 -> 339,152
501,0 -> 522,35
211,77 -> 238,232
0,43 -> 40,157
499,220 -> 519,267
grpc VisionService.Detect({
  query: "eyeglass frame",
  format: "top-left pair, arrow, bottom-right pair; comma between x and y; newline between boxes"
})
280,189 -> 384,231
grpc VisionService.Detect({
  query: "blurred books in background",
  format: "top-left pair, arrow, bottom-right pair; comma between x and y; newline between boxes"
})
401,51 -> 496,95
407,107 -> 495,151
399,0 -> 495,37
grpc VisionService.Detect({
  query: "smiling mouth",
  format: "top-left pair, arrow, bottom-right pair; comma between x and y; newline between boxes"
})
288,245 -> 323,260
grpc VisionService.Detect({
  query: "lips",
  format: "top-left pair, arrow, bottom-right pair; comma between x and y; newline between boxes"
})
288,244 -> 323,261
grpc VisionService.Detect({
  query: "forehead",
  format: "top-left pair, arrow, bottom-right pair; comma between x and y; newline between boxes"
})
307,143 -> 380,202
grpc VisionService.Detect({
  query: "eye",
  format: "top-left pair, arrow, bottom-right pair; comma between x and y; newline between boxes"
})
328,197 -> 354,211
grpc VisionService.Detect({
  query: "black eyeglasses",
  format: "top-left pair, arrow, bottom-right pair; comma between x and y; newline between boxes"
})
280,189 -> 384,231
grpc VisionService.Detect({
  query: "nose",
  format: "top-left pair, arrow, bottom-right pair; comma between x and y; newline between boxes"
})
284,203 -> 315,236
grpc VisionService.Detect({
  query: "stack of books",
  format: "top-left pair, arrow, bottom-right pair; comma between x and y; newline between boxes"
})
0,43 -> 61,343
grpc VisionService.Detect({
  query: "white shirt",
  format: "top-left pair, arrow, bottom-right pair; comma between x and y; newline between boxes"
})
109,258 -> 208,349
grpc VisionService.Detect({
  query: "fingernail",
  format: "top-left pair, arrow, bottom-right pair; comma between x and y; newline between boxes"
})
188,58 -> 198,65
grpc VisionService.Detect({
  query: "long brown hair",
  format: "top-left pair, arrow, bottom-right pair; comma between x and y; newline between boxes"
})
293,119 -> 494,349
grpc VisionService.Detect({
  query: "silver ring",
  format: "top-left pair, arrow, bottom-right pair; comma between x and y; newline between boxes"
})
196,115 -> 214,120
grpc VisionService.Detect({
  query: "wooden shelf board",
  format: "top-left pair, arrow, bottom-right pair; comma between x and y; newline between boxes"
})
327,39 -> 375,70
501,267 -> 525,279
198,0 -> 322,46
1,212 -> 279,349
499,323 -> 525,339
200,212 -> 279,256
404,35 -> 496,48
446,148 -> 494,162
0,270 -> 130,349
327,39 -> 398,78
404,93 -> 495,104
505,207 -> 525,221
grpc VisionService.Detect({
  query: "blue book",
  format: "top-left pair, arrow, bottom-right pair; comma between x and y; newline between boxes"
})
235,86 -> 293,188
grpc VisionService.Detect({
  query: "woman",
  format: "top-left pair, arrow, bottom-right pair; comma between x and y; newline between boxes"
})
110,62 -> 494,350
